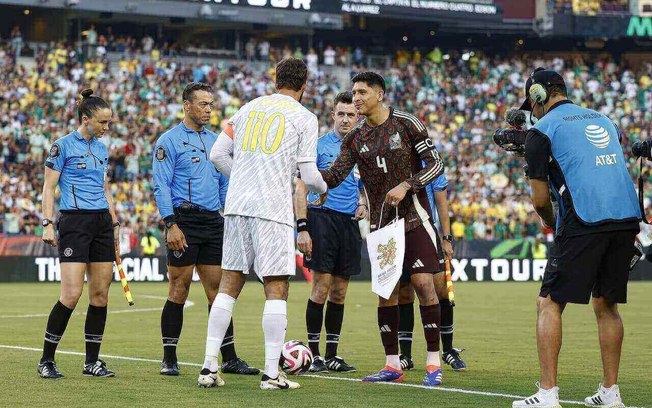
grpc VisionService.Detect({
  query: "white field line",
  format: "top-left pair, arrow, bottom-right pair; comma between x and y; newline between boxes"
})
0,344 -> 644,408
0,295 -> 194,318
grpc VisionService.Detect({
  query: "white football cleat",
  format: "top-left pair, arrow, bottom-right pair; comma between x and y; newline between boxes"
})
260,372 -> 300,390
197,368 -> 225,388
584,384 -> 625,408
512,382 -> 563,408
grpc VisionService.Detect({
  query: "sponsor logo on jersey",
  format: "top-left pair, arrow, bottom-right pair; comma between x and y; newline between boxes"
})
360,144 -> 370,153
585,125 -> 610,149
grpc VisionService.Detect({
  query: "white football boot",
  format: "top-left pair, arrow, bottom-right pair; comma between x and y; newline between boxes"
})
260,371 -> 300,390
513,382 -> 563,408
197,368 -> 225,388
584,384 -> 625,408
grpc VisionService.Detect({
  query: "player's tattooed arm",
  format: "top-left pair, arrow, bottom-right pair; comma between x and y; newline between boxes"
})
320,134 -> 358,189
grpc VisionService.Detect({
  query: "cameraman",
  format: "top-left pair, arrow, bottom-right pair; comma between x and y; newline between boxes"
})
512,68 -> 641,408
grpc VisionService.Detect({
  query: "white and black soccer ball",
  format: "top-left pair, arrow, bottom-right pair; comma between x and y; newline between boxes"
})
279,340 -> 313,375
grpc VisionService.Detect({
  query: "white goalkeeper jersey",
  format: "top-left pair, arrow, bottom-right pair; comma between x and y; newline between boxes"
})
224,93 -> 318,226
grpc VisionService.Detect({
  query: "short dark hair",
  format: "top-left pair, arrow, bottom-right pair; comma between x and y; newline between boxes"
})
77,88 -> 110,121
351,71 -> 386,93
182,82 -> 213,102
548,84 -> 567,98
333,91 -> 353,106
275,58 -> 308,92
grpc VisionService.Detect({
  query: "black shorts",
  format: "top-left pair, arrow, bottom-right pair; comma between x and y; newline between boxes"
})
57,210 -> 114,263
167,209 -> 224,267
400,222 -> 445,282
540,229 -> 638,304
305,208 -> 362,276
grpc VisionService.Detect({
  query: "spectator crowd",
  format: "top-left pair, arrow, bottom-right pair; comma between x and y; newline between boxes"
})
0,35 -> 650,250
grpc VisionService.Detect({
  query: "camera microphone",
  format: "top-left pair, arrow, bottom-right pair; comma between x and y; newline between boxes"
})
505,108 -> 526,129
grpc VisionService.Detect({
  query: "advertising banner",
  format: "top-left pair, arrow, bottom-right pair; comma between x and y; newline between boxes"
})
2,238 -> 651,282
340,0 -> 501,21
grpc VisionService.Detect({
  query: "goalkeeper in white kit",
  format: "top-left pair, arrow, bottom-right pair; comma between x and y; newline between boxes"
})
200,57 -> 327,390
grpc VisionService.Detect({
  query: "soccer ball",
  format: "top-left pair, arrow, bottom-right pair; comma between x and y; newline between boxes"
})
280,340 -> 313,375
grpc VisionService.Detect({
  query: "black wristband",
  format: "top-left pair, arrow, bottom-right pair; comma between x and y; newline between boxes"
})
297,218 -> 308,232
112,221 -> 120,228
442,234 -> 453,242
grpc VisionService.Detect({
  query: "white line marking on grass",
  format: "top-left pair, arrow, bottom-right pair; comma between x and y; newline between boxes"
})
0,345 -> 644,408
0,295 -> 194,318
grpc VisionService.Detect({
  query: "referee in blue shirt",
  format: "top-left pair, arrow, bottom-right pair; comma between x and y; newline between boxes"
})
396,171 -> 466,372
38,89 -> 119,379
153,82 -> 257,377
295,91 -> 368,373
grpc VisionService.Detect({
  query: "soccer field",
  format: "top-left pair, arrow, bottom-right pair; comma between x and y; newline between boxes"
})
0,281 -> 650,408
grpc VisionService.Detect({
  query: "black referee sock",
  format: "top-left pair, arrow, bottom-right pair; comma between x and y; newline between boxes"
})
161,300 -> 184,363
398,302 -> 414,358
41,301 -> 74,363
440,299 -> 454,353
324,301 -> 344,359
85,304 -> 108,364
306,299 -> 324,357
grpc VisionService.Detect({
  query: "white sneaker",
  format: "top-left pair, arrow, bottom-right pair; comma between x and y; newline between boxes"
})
260,372 -> 300,390
513,382 -> 563,408
197,368 -> 225,388
584,384 -> 625,408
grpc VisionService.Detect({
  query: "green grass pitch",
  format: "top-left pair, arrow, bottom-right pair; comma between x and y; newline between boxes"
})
0,281 -> 650,407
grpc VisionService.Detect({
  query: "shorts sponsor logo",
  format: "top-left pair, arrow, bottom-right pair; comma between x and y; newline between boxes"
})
412,259 -> 424,269
389,132 -> 402,150
155,147 -> 167,161
49,144 -> 60,158
63,248 -> 73,257
173,250 -> 183,259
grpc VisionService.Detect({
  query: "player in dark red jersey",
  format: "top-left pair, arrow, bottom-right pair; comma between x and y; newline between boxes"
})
321,71 -> 445,386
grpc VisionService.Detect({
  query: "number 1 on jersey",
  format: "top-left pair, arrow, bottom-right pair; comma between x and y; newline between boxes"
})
376,156 -> 388,173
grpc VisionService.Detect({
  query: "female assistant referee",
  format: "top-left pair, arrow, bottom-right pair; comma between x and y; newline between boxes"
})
38,89 -> 119,378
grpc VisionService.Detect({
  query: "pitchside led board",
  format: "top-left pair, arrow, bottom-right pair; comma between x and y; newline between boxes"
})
340,0 -> 501,21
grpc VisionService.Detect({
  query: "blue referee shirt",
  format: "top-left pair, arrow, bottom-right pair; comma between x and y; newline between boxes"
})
153,122 -> 228,220
426,173 -> 448,226
44,130 -> 109,210
308,130 -> 362,215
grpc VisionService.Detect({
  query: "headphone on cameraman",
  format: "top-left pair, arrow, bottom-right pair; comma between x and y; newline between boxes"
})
528,70 -> 551,107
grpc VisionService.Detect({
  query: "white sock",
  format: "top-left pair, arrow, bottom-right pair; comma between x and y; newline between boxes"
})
426,352 -> 441,368
386,355 -> 401,370
203,293 -> 236,371
262,299 -> 287,379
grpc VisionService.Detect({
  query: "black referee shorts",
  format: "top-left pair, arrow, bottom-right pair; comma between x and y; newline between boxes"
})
167,209 -> 224,267
305,208 -> 362,277
540,229 -> 638,305
57,210 -> 114,263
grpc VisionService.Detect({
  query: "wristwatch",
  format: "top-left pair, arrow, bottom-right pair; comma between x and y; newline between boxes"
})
442,234 -> 454,242
164,216 -> 177,229
42,219 -> 53,227
112,221 -> 121,228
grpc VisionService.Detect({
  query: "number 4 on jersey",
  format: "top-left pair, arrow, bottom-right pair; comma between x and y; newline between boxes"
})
376,156 -> 388,173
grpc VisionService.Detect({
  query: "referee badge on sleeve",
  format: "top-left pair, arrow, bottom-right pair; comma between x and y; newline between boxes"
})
49,144 -> 60,158
155,146 -> 167,161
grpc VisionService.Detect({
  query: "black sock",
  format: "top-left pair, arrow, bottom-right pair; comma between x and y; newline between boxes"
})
41,301 -> 74,363
221,319 -> 237,362
85,304 -> 108,364
306,299 -> 324,357
324,301 -> 344,359
398,302 -> 414,358
161,300 -> 184,362
440,299 -> 454,353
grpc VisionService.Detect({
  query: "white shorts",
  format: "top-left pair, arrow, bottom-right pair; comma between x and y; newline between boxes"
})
222,215 -> 296,279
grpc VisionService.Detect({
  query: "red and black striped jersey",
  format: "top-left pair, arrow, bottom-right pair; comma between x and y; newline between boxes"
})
321,107 -> 444,232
